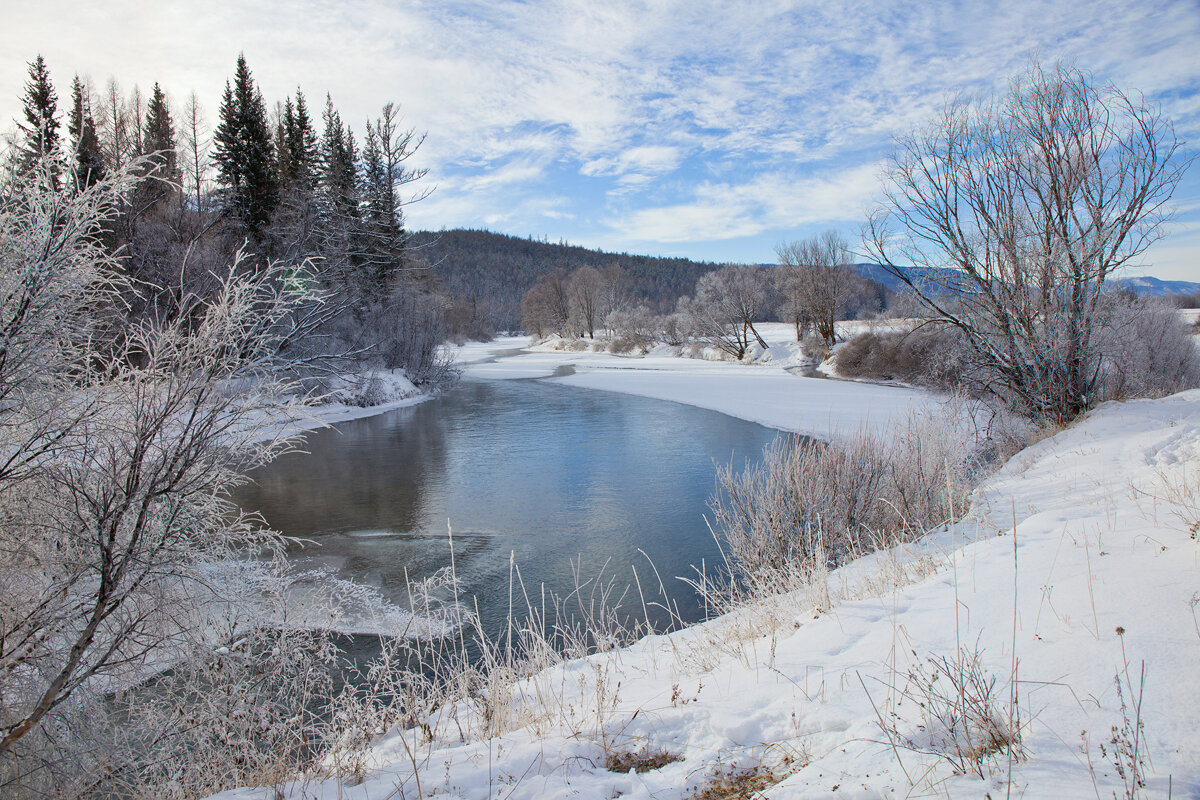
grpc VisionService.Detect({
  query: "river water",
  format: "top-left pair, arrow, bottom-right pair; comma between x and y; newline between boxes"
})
235,377 -> 781,636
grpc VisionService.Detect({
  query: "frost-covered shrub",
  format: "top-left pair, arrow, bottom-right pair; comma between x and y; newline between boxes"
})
800,332 -> 830,364
332,370 -> 419,407
605,305 -> 659,349
1096,295 -> 1199,402
834,326 -> 966,389
712,411 -> 970,584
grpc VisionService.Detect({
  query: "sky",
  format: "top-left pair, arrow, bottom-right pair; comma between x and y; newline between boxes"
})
1,0 -> 1198,280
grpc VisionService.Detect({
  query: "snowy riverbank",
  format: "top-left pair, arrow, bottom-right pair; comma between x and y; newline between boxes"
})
202,331 -> 1200,800
448,323 -> 939,438
211,385 -> 1200,799
280,368 -> 434,435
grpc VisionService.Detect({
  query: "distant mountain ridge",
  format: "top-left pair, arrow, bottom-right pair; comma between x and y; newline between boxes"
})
1113,275 -> 1200,297
850,263 -> 1200,297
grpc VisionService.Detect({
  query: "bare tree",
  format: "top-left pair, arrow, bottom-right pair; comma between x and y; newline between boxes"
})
0,158 -> 316,764
776,229 -> 853,347
866,60 -> 1189,423
568,266 -> 603,338
371,101 -> 431,214
520,269 -> 571,337
99,77 -> 131,170
180,91 -> 211,213
680,264 -> 770,359
599,262 -> 627,332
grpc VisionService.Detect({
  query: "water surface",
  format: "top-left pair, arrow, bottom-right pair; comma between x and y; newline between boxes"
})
236,378 -> 781,633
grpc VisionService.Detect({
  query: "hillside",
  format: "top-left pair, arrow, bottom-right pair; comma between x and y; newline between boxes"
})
411,229 -> 722,330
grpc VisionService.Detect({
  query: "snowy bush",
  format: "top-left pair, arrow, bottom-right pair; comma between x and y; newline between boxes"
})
1095,294 -> 1199,402
711,411 -> 971,585
833,325 -> 966,388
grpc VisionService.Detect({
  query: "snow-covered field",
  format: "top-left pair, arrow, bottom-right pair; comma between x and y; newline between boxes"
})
448,323 -> 934,438
211,382 -> 1200,799
202,333 -> 1200,800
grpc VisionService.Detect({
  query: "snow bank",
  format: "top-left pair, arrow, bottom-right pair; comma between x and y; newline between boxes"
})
453,327 -> 939,438
279,369 -> 432,435
209,390 -> 1200,799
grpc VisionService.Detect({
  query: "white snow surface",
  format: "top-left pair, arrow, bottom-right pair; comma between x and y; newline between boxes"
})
208,342 -> 1200,797
448,324 -> 936,437
285,369 -> 432,434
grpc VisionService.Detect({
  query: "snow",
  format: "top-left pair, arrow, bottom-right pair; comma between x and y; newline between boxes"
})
207,334 -> 1200,799
448,325 -> 938,438
281,368 -> 433,435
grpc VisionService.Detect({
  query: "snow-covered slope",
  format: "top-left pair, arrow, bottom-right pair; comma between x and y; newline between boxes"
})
212,390 -> 1200,799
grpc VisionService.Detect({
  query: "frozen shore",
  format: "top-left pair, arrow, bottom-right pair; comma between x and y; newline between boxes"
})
448,323 -> 940,438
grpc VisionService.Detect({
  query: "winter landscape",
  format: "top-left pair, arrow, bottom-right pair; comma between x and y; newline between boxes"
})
1,2 -> 1200,799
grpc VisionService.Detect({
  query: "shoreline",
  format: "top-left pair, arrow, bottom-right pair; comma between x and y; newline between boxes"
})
445,325 -> 945,438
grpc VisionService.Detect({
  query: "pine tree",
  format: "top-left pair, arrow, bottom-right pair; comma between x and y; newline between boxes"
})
319,94 -> 359,221
17,55 -> 61,181
358,123 -> 394,296
142,82 -> 179,182
287,90 -> 320,192
68,75 -> 104,189
275,98 -> 295,184
358,103 -> 428,297
213,54 -> 278,236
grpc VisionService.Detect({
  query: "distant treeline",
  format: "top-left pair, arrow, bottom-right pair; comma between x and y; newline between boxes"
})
411,228 -> 724,331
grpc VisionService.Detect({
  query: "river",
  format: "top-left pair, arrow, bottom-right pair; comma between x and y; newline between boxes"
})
235,376 -> 782,637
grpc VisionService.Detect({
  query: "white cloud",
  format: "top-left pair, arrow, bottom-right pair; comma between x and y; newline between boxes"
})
1,0 -> 1196,271
613,161 -> 883,244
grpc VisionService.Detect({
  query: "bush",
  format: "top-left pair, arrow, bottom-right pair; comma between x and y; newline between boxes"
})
834,325 -> 965,390
837,296 -> 1198,412
711,411 -> 971,586
1096,295 -> 1199,401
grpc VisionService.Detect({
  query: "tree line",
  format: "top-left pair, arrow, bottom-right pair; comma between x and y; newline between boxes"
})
520,230 -> 887,359
9,52 -> 450,385
409,227 -> 733,335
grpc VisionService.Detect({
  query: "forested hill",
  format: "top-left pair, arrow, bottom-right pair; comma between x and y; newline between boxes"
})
409,228 -> 721,330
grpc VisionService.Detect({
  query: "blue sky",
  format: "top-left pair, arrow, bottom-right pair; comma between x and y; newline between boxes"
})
2,0 -> 1198,279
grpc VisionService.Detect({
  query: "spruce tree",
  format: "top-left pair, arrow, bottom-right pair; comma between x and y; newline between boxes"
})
142,82 -> 179,182
319,94 -> 359,220
359,122 -> 401,297
17,55 -> 61,181
287,90 -> 320,192
213,54 -> 278,236
275,98 -> 295,185
68,75 -> 104,189
358,103 -> 427,297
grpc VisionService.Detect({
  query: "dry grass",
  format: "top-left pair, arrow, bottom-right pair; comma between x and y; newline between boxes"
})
687,763 -> 782,799
881,646 -> 1025,778
711,408 -> 971,585
604,746 -> 683,774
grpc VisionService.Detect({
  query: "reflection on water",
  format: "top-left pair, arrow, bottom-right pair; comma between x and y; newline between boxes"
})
236,379 -> 781,633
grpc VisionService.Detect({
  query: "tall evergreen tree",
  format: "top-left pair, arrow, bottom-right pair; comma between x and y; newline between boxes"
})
275,99 -> 294,185
68,75 -> 104,189
319,94 -> 359,220
142,82 -> 179,183
17,55 -> 61,181
213,54 -> 278,236
286,90 -> 320,192
358,103 -> 428,296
